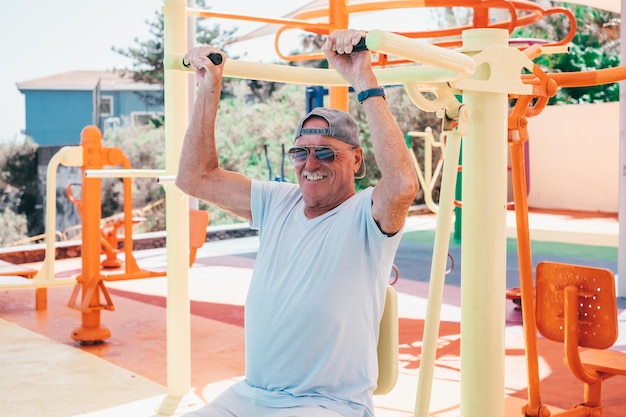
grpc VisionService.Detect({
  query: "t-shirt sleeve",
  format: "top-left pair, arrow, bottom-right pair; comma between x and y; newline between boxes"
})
250,180 -> 300,231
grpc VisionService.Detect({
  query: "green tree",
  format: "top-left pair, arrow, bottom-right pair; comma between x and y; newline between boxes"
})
112,9 -> 165,87
513,1 -> 621,104
0,207 -> 28,246
0,137 -> 40,242
111,0 -> 238,105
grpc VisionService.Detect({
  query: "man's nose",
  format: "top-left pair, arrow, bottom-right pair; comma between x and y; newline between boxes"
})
304,151 -> 321,168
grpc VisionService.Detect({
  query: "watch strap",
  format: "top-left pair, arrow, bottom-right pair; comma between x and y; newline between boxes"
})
357,87 -> 386,104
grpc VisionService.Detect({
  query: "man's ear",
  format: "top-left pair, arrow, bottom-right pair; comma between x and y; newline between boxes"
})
354,147 -> 366,179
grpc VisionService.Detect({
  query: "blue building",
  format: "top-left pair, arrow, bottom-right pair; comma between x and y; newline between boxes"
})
17,70 -> 163,147
14,71 -> 164,236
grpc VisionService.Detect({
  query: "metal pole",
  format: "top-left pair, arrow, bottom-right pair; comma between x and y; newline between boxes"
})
414,108 -> 466,417
187,0 -> 199,211
460,28 -> 508,417
328,0 -> 349,111
159,0 -> 197,414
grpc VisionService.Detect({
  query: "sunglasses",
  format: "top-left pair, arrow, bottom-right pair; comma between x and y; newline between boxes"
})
287,146 -> 357,165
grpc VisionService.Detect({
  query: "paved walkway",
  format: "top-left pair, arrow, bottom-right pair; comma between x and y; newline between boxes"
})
0,210 -> 623,417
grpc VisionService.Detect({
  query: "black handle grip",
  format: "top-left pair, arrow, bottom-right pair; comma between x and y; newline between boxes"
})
208,53 -> 223,65
182,52 -> 223,68
352,38 -> 368,52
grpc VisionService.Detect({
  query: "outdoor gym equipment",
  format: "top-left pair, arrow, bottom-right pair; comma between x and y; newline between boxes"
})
8,0 -> 611,415
534,261 -> 626,416
0,125 -> 209,343
376,264 -> 401,395
166,8 -> 512,416
65,182 -> 147,269
66,126 -> 169,343
68,126 -> 211,343
406,127 -> 447,213
0,146 -> 82,309
504,52 -> 626,416
1,1 -> 618,415
0,128 -> 159,323
263,144 -> 286,182
1,0 -> 620,416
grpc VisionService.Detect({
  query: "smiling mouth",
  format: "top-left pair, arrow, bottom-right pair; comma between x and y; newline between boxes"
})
302,171 -> 327,181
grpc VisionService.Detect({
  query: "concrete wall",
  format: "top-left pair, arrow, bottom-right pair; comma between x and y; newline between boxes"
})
525,101 -> 619,213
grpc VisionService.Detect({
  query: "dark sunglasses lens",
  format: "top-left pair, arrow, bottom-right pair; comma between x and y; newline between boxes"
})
314,147 -> 336,162
288,148 -> 309,163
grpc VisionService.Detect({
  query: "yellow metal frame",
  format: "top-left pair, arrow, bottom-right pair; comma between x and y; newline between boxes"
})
159,1 -> 593,415
1,0 -> 619,415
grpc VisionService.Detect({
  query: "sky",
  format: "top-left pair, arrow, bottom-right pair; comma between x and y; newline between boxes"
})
1,1 -> 622,142
0,0 -> 317,142
0,1 -> 439,143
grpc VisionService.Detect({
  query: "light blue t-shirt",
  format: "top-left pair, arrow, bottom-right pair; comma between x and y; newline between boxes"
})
230,180 -> 403,417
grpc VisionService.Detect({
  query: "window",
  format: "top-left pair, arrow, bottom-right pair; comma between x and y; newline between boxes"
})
130,111 -> 162,127
103,117 -> 121,132
100,96 -> 113,117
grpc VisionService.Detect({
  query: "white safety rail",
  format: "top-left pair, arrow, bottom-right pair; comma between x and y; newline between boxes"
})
0,146 -> 84,291
83,169 -> 167,179
407,127 -> 447,214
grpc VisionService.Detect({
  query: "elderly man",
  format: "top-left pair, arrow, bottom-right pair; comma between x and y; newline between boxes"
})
176,28 -> 418,417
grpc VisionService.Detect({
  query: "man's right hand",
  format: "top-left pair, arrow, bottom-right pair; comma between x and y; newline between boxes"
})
182,46 -> 226,90
322,29 -> 377,93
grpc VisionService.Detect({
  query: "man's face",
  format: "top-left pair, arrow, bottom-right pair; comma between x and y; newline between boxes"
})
292,117 -> 362,216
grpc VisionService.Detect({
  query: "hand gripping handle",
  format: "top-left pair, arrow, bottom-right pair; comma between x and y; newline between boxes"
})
352,38 -> 368,52
182,52 -> 223,68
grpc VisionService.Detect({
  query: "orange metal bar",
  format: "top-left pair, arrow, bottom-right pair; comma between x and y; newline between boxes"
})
187,8 -> 331,33
274,0 -> 573,59
474,8 -> 489,27
398,4 -> 576,48
295,0 -> 551,17
102,149 -> 143,275
548,66 -> 626,88
197,0 -> 574,65
520,66 -> 626,91
563,285 -> 601,386
328,0 -> 350,111
69,126 -> 113,344
90,154 -> 166,282
66,183 -> 123,268
507,63 -> 558,416
509,131 -> 544,416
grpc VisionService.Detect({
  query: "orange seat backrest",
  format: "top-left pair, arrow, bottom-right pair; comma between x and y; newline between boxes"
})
535,261 -> 618,350
189,210 -> 210,266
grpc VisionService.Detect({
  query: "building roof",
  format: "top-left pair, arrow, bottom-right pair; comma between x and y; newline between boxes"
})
16,70 -> 162,92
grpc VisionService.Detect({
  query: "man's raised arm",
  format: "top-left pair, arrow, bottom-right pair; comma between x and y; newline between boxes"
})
323,29 -> 419,235
175,46 -> 252,221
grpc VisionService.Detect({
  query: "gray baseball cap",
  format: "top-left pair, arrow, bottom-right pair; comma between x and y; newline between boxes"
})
294,107 -> 365,178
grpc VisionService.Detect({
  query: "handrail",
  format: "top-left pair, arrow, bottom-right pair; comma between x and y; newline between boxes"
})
365,29 -> 476,77
83,168 -> 166,178
167,55 -> 465,85
35,146 -> 83,281
167,29 -> 476,85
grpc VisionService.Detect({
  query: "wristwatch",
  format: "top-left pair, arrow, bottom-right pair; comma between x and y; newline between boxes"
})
357,87 -> 386,104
